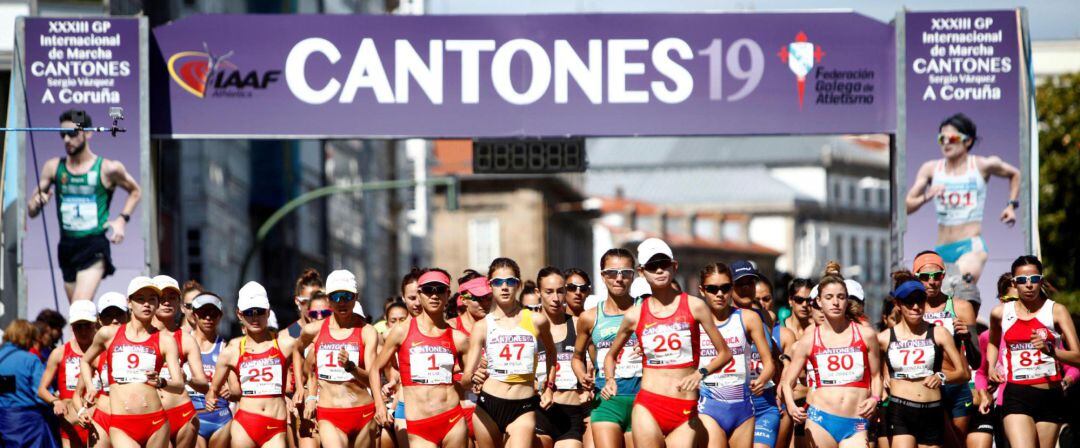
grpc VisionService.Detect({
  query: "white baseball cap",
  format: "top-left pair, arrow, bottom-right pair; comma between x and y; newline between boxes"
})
809,285 -> 819,300
152,275 -> 181,294
127,276 -> 160,297
637,238 -> 674,264
629,277 -> 653,299
238,281 -> 270,311
352,301 -> 367,318
69,300 -> 98,324
268,310 -> 280,330
325,270 -> 358,294
191,293 -> 222,310
96,291 -> 128,313
844,279 -> 865,303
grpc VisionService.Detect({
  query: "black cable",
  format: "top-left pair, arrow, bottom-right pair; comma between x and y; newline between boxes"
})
14,33 -> 64,319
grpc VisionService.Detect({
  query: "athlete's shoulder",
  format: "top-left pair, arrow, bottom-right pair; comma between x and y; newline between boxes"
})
917,159 -> 938,174
989,303 -> 1005,320
42,157 -> 62,175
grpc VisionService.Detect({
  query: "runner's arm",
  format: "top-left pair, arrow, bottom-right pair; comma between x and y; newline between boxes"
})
570,310 -> 595,388
742,309 -> 774,391
460,319 -> 487,389
1051,303 -> 1080,367
27,158 -> 58,218
535,314 -> 558,391
103,159 -> 141,219
183,333 -> 210,393
160,330 -> 185,390
780,333 -> 812,409
37,347 -> 65,410
905,161 -> 936,214
981,155 -> 1021,204
954,299 -> 981,368
603,307 -> 638,384
936,324 -> 969,384
78,327 -> 112,400
986,305 -> 1004,383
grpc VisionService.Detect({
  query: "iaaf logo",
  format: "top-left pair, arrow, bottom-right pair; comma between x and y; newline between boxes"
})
777,31 -> 825,109
167,43 -> 280,98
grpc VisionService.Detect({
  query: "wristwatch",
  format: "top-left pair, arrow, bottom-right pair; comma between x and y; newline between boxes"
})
120,213 -> 131,222
1008,200 -> 1020,209
698,367 -> 709,379
935,372 -> 947,383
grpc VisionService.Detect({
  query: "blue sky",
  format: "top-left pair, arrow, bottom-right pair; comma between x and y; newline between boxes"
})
428,0 -> 1079,40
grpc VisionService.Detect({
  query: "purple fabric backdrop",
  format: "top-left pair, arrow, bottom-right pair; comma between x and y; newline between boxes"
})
903,10 -> 1024,316
150,13 -> 895,138
23,18 -> 145,318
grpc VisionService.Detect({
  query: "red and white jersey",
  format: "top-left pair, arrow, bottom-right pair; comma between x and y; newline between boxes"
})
107,324 -> 164,385
398,318 -> 457,386
636,293 -> 699,369
808,322 -> 870,389
158,330 -> 184,381
57,342 -> 84,399
313,319 -> 364,382
236,337 -> 289,398
1002,300 -> 1061,385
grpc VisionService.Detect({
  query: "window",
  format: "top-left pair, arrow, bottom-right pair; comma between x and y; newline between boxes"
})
468,218 -> 500,270
848,182 -> 857,207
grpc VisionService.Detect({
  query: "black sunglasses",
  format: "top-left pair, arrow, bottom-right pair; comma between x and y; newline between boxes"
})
308,309 -> 333,320
566,283 -> 590,293
702,284 -> 733,295
898,297 -> 927,307
241,308 -> 268,317
329,291 -> 355,303
791,296 -> 811,305
59,129 -> 79,138
643,259 -> 674,272
524,304 -> 542,312
420,284 -> 449,295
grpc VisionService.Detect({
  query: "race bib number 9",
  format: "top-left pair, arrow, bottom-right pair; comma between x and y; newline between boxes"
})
64,357 -> 81,391
111,349 -> 156,384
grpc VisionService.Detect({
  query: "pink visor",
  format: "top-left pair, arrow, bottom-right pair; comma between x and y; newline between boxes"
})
459,277 -> 492,297
418,270 -> 451,286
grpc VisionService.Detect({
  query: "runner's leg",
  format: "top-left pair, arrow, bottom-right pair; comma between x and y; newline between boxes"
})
71,259 -> 106,301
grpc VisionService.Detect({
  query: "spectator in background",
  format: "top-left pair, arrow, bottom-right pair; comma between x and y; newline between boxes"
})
0,319 -> 60,448
372,296 -> 401,335
180,279 -> 204,333
30,309 -> 67,362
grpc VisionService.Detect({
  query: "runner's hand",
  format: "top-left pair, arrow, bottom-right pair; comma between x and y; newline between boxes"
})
922,373 -> 942,389
925,184 -> 945,204
788,402 -> 807,424
382,378 -> 398,398
107,218 -> 126,244
856,398 -> 877,419
1000,206 -> 1016,227
988,365 -> 1005,384
78,405 -> 93,426
473,364 -> 488,385
303,400 -> 316,421
52,400 -> 67,417
82,384 -> 98,406
374,404 -> 391,427
976,389 -> 992,415
1030,330 -> 1050,354
750,377 -> 767,396
600,380 -> 618,400
540,388 -> 554,410
30,190 -> 52,212
204,391 -> 218,411
578,371 -> 594,390
677,372 -> 701,392
954,319 -> 969,336
337,348 -> 350,369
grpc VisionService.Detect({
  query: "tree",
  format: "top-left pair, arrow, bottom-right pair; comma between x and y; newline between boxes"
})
1035,73 -> 1080,312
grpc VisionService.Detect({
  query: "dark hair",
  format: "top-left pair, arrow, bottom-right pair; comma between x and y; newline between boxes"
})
295,268 -> 323,296
520,280 -> 538,295
1010,255 -> 1043,275
563,268 -> 591,286
699,262 -> 732,285
488,258 -> 521,279
536,266 -> 565,284
939,113 -> 977,149
308,290 -> 329,304
59,109 -> 91,127
385,300 -> 408,318
35,309 -> 66,330
756,277 -> 773,293
182,280 -> 204,297
996,272 -> 1014,298
788,278 -> 815,298
401,268 -> 422,294
382,296 -> 401,314
600,248 -> 636,269
891,269 -> 916,289
458,269 -> 483,286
